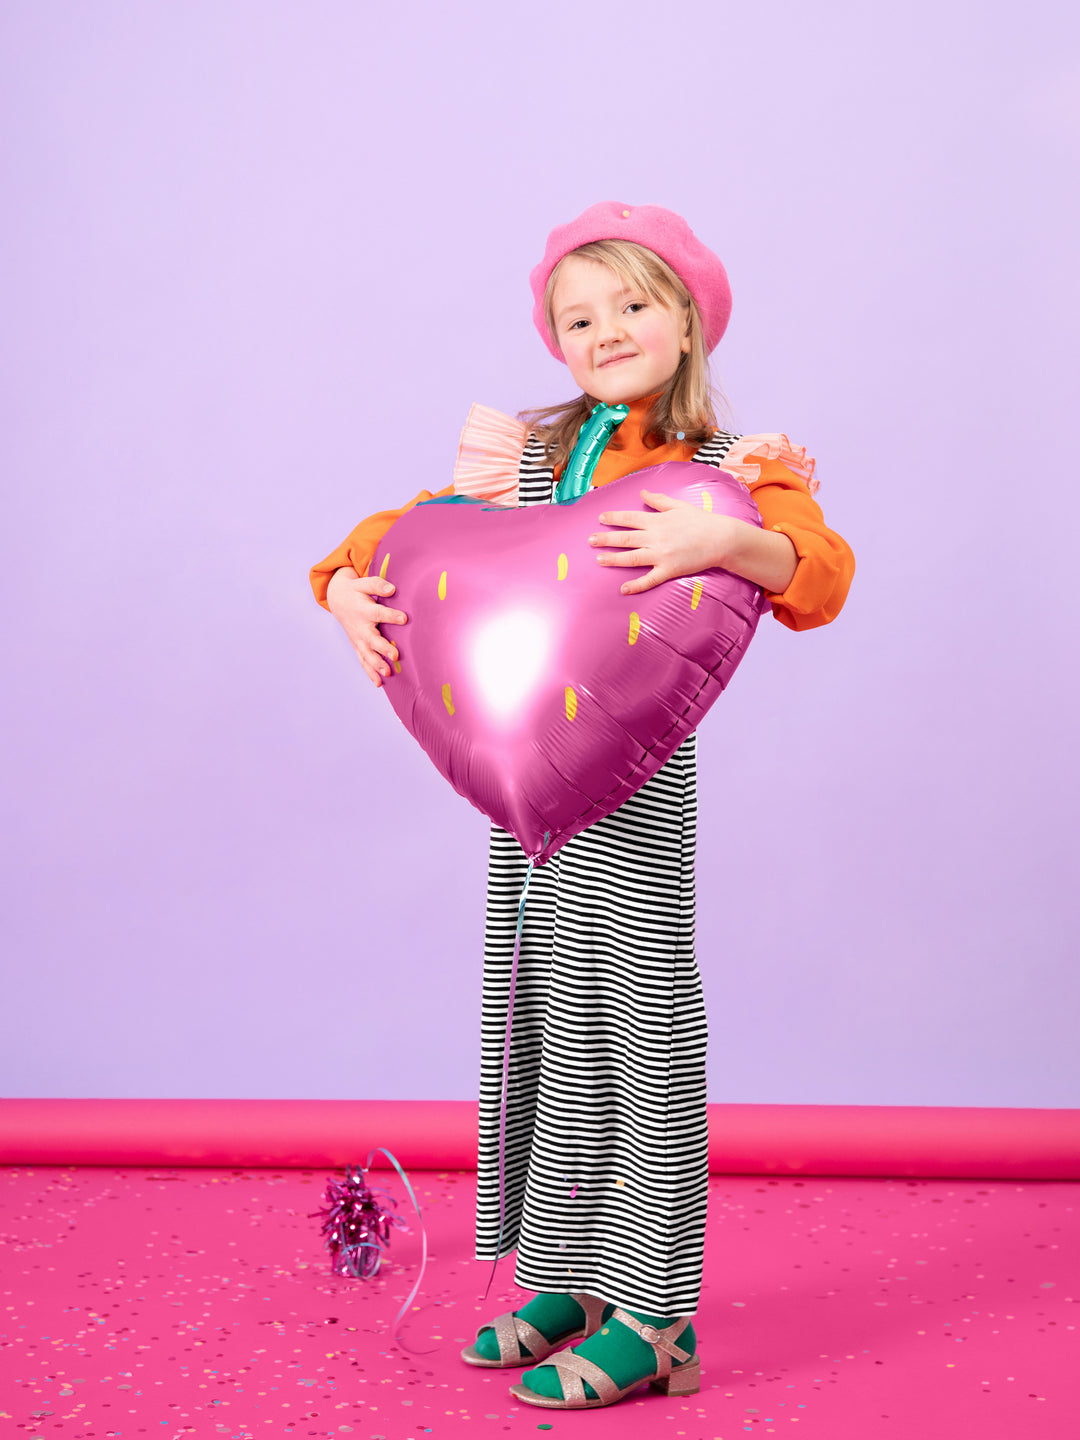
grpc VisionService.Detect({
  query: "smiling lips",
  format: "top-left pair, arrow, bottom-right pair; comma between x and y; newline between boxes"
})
599,352 -> 637,368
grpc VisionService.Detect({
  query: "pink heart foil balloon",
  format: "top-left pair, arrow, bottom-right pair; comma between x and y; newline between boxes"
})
371,460 -> 765,863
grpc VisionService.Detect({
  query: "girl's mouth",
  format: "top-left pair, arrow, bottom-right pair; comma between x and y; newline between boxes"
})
599,354 -> 636,369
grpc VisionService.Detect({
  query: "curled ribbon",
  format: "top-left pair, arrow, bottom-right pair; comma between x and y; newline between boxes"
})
317,1148 -> 435,1353
360,1146 -> 435,1354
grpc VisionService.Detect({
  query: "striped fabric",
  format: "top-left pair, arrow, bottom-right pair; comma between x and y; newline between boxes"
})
475,428 -> 743,1315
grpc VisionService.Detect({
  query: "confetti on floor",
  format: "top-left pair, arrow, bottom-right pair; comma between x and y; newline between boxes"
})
1,1166 -> 1076,1438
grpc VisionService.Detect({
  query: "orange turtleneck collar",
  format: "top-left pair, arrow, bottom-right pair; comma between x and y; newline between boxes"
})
554,391 -> 700,489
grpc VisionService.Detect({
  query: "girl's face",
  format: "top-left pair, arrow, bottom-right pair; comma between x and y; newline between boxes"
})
550,255 -> 691,404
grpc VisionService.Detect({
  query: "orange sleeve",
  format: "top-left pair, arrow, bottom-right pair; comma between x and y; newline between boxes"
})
309,484 -> 455,609
748,457 -> 855,630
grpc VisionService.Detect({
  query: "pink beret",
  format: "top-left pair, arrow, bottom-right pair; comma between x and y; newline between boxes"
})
529,201 -> 732,362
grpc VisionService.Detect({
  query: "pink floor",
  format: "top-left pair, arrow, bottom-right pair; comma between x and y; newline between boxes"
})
1,1166 -> 1076,1440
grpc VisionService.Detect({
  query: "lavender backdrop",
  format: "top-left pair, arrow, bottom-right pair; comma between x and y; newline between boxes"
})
2,2 -> 1077,1105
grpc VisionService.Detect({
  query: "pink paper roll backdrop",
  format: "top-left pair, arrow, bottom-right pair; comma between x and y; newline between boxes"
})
3,1099 -> 1078,1178
0,1099 -> 475,1171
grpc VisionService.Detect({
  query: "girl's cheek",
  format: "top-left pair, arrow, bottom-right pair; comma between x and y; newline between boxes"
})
634,314 -> 678,352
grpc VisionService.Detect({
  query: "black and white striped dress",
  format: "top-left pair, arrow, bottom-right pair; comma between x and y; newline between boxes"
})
475,427 -> 742,1317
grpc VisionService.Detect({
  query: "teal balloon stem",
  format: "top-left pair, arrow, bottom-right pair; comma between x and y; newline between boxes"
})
554,402 -> 629,503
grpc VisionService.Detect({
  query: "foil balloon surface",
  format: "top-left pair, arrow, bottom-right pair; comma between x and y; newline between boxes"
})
370,460 -> 765,864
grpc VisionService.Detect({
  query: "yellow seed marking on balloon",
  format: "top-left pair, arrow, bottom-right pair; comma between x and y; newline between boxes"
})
691,579 -> 703,611
628,611 -> 641,645
702,489 -> 714,513
437,570 -> 447,600
565,686 -> 578,722
379,552 -> 391,579
442,683 -> 455,716
557,552 -> 569,581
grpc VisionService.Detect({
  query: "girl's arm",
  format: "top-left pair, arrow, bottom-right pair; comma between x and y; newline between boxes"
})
591,463 -> 854,630
591,494 -> 795,590
310,483 -> 454,609
311,483 -> 454,687
696,516 -> 799,593
748,471 -> 855,629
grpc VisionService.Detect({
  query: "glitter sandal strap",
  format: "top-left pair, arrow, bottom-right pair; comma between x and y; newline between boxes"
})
609,1307 -> 693,1374
543,1348 -> 621,1405
491,1310 -> 549,1364
508,1309 -> 701,1409
570,1292 -> 608,1335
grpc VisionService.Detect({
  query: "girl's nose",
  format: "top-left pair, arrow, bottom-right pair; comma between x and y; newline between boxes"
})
597,316 -> 628,347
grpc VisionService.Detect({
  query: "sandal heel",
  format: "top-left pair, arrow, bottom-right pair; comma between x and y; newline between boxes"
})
651,1357 -> 701,1396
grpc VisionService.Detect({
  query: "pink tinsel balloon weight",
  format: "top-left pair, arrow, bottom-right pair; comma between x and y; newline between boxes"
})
371,461 -> 765,863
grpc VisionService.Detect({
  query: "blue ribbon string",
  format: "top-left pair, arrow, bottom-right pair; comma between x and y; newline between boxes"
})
483,834 -> 546,1301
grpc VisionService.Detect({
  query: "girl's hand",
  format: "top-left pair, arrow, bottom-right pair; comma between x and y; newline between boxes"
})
589,488 -> 798,596
325,566 -> 408,687
589,489 -> 739,595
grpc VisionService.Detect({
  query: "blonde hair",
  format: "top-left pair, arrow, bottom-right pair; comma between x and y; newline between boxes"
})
518,239 -> 729,472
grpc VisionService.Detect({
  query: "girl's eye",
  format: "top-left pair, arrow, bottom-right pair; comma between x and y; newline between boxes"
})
568,319 -> 589,331
626,302 -> 646,313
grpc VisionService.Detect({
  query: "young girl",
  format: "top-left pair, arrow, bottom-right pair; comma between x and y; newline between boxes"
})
310,202 -> 855,1411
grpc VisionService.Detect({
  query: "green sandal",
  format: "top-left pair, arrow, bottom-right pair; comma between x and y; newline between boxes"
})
460,1292 -> 608,1368
508,1308 -> 700,1408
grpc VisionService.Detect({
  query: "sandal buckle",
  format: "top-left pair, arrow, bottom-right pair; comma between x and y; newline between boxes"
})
638,1324 -> 661,1344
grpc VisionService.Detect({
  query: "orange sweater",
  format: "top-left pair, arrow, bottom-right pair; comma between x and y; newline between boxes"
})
310,398 -> 854,631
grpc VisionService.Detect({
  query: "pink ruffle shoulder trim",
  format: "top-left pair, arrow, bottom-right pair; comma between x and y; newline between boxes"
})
720,433 -> 820,497
452,402 -> 528,506
451,410 -> 820,503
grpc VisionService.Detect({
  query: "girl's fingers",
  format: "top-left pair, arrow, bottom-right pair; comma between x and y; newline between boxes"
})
362,596 -> 407,625
354,599 -> 407,626
619,567 -> 667,595
595,510 -> 648,530
598,548 -> 650,568
350,630 -> 391,676
591,528 -> 646,549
